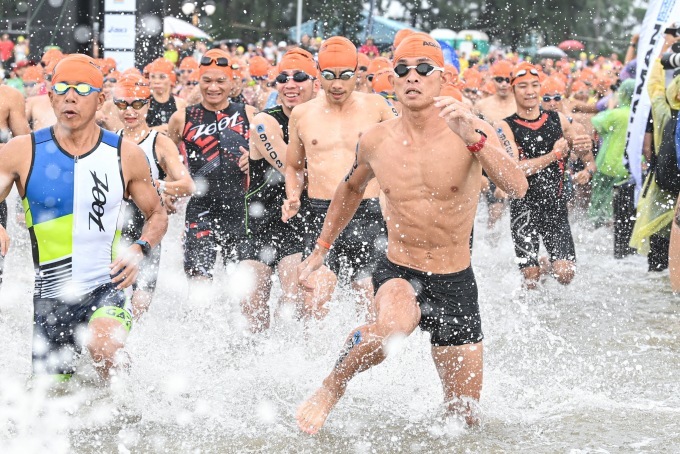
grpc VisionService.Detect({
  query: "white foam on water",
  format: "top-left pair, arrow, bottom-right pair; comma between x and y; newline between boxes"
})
1,191 -> 680,452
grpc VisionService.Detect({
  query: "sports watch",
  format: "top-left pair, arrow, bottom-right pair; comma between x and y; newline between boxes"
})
133,239 -> 151,256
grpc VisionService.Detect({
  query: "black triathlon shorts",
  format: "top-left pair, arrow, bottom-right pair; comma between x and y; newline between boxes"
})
372,255 -> 484,347
32,283 -> 132,376
303,197 -> 387,282
510,197 -> 576,269
183,198 -> 248,279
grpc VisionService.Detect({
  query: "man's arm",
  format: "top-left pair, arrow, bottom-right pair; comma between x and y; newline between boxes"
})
110,141 -> 168,289
0,136 -> 31,256
560,112 -> 592,157
282,108 -> 307,221
436,97 -> 527,198
298,135 -> 376,283
251,112 -> 287,172
155,133 -> 195,197
5,87 -> 30,136
167,109 -> 186,145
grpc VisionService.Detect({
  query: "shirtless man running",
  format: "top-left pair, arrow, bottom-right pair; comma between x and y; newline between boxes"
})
294,33 -> 527,434
282,36 -> 398,319
239,48 -> 319,331
474,60 -> 518,233
0,83 -> 30,291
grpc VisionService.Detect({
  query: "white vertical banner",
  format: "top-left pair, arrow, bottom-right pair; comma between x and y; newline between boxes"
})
104,0 -> 137,71
625,0 -> 680,200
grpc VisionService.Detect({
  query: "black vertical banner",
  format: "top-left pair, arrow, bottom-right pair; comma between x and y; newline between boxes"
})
135,0 -> 166,69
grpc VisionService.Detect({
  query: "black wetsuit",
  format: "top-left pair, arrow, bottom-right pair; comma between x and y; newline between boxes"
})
182,102 -> 250,278
244,105 -> 304,266
506,109 -> 576,269
147,95 -> 178,127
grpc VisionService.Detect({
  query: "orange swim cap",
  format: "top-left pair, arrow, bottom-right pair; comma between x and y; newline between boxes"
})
23,66 -> 45,84
511,61 -> 540,86
491,60 -> 513,78
357,52 -> 370,70
393,28 -> 414,49
52,54 -> 104,89
114,73 -> 151,99
571,80 -> 588,93
122,67 -> 142,77
41,48 -> 64,67
393,33 -> 444,68
104,70 -> 120,82
278,47 -> 317,77
440,83 -> 463,101
372,68 -> 394,93
444,64 -> 459,84
541,77 -> 566,96
248,56 -> 270,77
199,49 -> 233,78
366,57 -> 391,76
318,36 -> 358,70
179,56 -> 199,71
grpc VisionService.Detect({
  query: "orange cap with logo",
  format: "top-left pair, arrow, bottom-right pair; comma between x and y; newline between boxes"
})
52,54 -> 104,89
393,29 -> 414,49
372,68 -> 394,93
393,32 -> 444,68
23,65 -> 45,84
199,49 -> 233,78
114,73 -> 152,99
318,36 -> 358,70
511,61 -> 540,86
248,56 -> 270,77
278,47 -> 317,77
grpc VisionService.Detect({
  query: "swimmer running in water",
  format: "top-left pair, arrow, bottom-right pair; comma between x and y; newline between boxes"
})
294,33 -> 527,434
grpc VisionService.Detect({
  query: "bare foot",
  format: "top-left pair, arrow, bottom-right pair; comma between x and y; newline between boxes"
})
296,385 -> 343,434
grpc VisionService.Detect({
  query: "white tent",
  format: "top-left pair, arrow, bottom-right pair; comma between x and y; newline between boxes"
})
164,16 -> 211,40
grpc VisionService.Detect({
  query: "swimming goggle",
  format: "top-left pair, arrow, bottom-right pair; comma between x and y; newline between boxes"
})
393,63 -> 444,78
511,68 -> 540,83
493,76 -> 511,84
275,71 -> 315,84
52,82 -> 102,96
113,98 -> 150,110
542,95 -> 562,102
200,56 -> 230,67
320,70 -> 355,81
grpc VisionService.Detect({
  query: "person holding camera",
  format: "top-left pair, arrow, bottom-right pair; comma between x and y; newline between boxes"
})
631,29 -> 680,272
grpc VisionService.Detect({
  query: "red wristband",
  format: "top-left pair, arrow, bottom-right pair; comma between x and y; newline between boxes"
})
554,149 -> 564,161
316,238 -> 332,250
466,129 -> 487,153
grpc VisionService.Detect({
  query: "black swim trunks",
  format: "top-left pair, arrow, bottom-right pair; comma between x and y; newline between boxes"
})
32,283 -> 132,376
372,255 -> 483,346
303,197 -> 387,281
510,196 -> 576,269
0,199 -> 5,286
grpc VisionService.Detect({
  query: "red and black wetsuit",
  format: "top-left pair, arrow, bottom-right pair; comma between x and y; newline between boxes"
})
182,101 -> 250,278
506,109 -> 576,269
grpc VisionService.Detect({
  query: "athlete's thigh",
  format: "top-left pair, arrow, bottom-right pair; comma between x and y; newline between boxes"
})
510,200 -> 540,267
431,341 -> 483,400
374,278 -> 420,334
277,252 -> 302,293
0,199 -> 6,228
239,259 -> 273,293
540,201 -> 576,262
